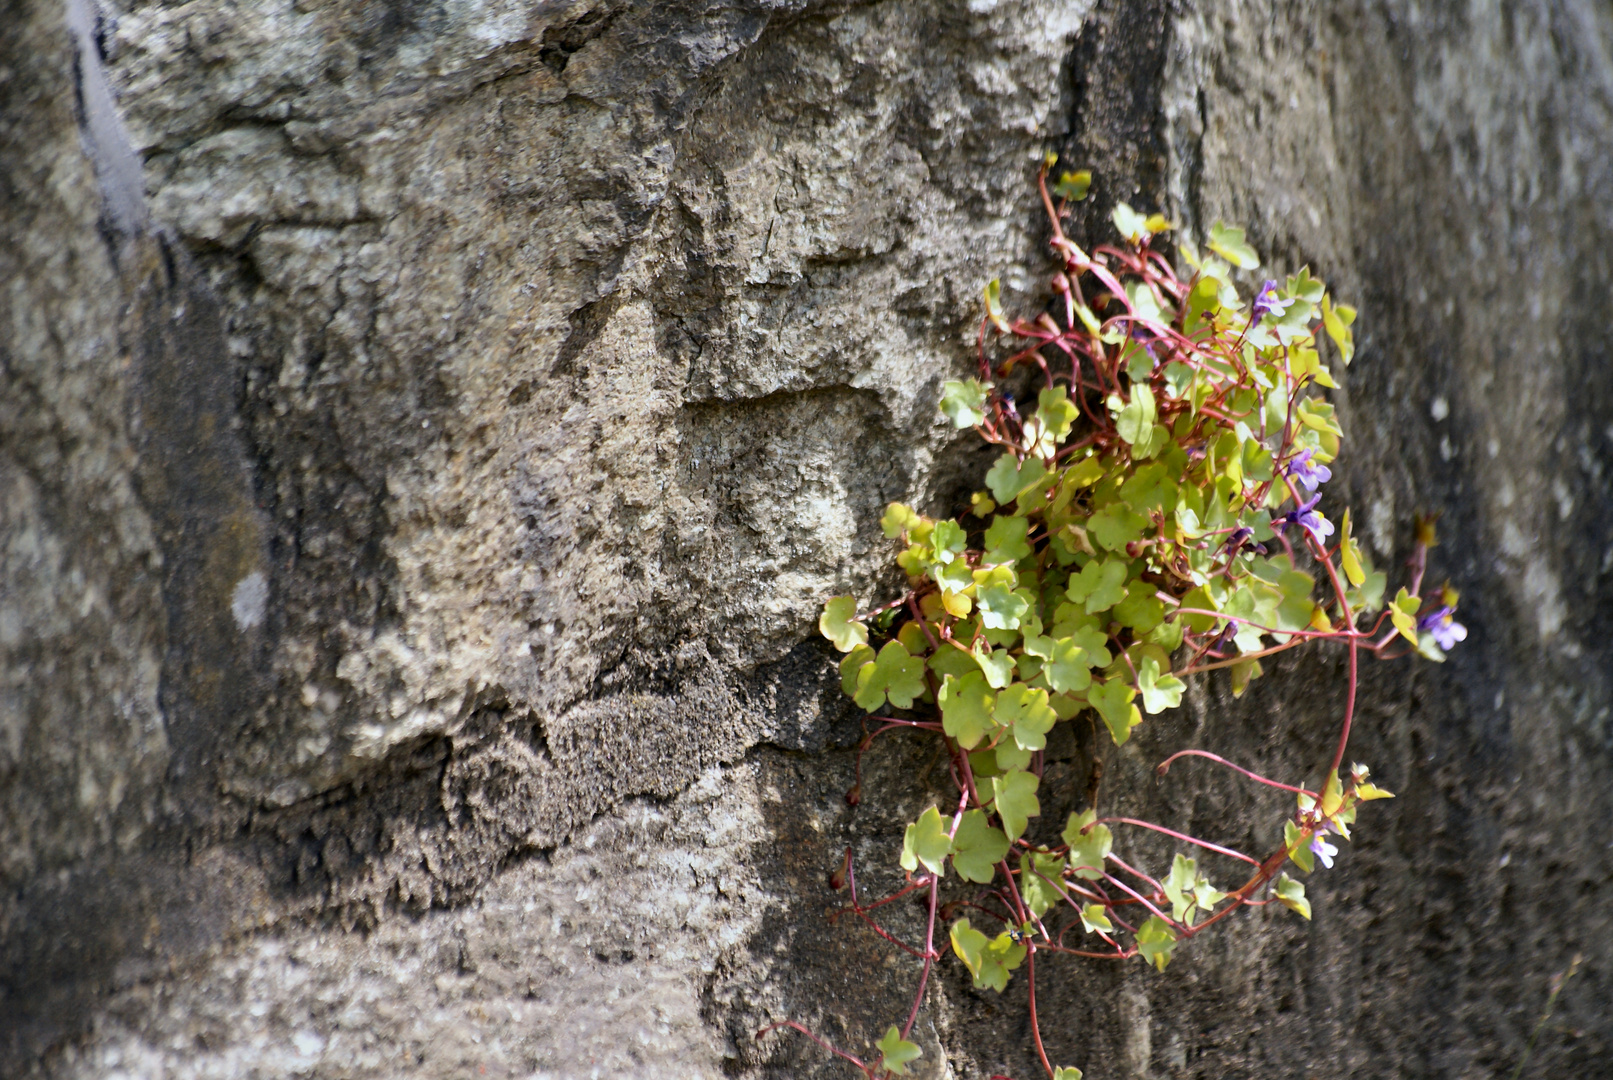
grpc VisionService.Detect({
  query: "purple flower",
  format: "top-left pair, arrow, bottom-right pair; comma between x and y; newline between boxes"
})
1286,449 -> 1332,494
1418,606 -> 1468,651
1310,833 -> 1338,869
1250,280 -> 1294,328
1220,527 -> 1267,559
1276,494 -> 1334,545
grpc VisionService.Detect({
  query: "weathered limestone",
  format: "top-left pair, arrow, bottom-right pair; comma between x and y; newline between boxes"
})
2,0 -> 1609,1076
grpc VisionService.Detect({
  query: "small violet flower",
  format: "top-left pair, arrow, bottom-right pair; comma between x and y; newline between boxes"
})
1277,494 -> 1334,545
1250,279 -> 1294,328
1310,833 -> 1338,870
1418,605 -> 1468,651
1286,448 -> 1332,494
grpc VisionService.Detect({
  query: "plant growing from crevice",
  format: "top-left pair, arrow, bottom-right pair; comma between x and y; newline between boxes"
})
759,157 -> 1466,1079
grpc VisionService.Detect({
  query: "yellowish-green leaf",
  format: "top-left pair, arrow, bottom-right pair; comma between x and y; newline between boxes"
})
839,644 -> 875,695
881,502 -> 921,539
1284,819 -> 1315,873
1207,222 -> 1260,269
900,806 -> 952,876
939,671 -> 996,749
1320,769 -> 1344,817
1136,915 -> 1179,971
1053,169 -> 1092,202
876,1026 -> 923,1076
1020,850 -> 1067,917
1089,679 -> 1142,744
1390,587 -> 1421,646
1276,873 -> 1311,919
984,278 -> 1008,331
991,769 -> 1041,841
818,596 -> 867,653
1321,294 -> 1356,365
951,809 -> 1010,883
1063,810 -> 1113,880
941,378 -> 992,429
1136,657 -> 1185,714
997,683 -> 1057,751
1079,903 -> 1113,934
853,640 -> 929,711
1112,202 -> 1150,244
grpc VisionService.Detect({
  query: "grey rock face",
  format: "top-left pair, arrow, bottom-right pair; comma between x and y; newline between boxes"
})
2,0 -> 1609,1077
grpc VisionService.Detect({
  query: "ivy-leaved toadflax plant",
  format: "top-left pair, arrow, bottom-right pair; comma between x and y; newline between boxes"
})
761,157 -> 1464,1080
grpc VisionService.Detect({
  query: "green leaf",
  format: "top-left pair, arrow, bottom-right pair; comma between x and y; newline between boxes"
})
1147,616 -> 1185,651
1284,820 -> 1315,873
979,583 -> 1030,630
1125,280 -> 1165,328
1136,657 -> 1186,714
1063,810 -> 1113,880
1356,780 -> 1395,801
939,671 -> 997,749
1066,557 -> 1129,614
881,502 -> 921,539
983,514 -> 1032,565
1164,853 -> 1199,923
1112,202 -> 1150,244
949,918 -> 1026,992
1062,454 -> 1106,492
1115,384 -> 1158,446
840,644 -> 875,695
1113,579 -> 1165,634
1207,221 -> 1260,269
1163,359 -> 1197,398
997,683 -> 1057,751
1275,873 -> 1311,919
1078,903 -> 1113,935
1390,587 -> 1421,645
991,770 -> 1041,841
1053,169 -> 1092,201
1086,503 -> 1148,551
935,673 -> 980,747
1192,876 -> 1227,913
1044,637 -> 1095,694
900,806 -> 952,876
1339,510 -> 1366,586
984,278 -> 1008,331
951,809 -> 1011,883
971,643 -> 1016,689
1230,656 -> 1262,697
876,1026 -> 923,1076
1136,915 -> 1179,971
1320,768 -> 1344,817
1321,294 -> 1356,365
930,518 -> 967,560
933,557 -> 974,598
928,643 -> 977,680
1119,461 -> 1176,514
1089,680 -> 1142,745
1029,386 -> 1079,455
853,640 -> 929,712
1055,1068 -> 1085,1080
986,453 -> 1024,503
1020,850 -> 1068,917
941,378 -> 992,428
995,740 -> 1033,772
818,596 -> 868,653
950,918 -> 989,979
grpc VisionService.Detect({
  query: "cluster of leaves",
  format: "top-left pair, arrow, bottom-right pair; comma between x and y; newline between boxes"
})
770,159 -> 1463,1080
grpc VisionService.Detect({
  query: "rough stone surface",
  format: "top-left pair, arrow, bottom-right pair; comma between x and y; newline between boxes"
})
2,0 -> 1611,1077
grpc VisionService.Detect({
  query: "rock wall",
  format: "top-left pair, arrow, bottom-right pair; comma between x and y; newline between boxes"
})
2,0 -> 1609,1076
